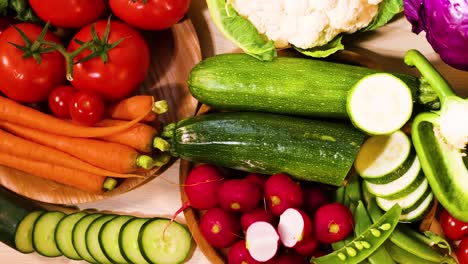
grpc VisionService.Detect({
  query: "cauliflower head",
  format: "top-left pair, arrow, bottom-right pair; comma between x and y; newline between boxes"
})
230,0 -> 384,49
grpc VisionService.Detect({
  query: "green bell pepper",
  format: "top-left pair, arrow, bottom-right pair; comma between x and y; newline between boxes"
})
405,50 -> 468,222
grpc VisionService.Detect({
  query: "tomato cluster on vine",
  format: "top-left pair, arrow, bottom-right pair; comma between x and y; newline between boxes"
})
0,0 -> 190,125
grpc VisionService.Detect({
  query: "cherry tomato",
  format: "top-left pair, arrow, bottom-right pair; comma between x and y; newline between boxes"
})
69,90 -> 104,126
109,0 -> 190,30
458,237 -> 468,264
48,85 -> 77,118
29,0 -> 108,28
68,20 -> 150,102
440,208 -> 468,241
0,23 -> 66,103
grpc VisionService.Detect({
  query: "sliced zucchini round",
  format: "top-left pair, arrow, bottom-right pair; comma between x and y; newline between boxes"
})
32,211 -> 66,257
85,214 -> 117,264
14,211 -> 44,254
355,130 -> 412,179
139,218 -> 192,264
120,218 -> 150,264
99,215 -> 134,264
347,73 -> 413,135
55,212 -> 87,260
400,192 -> 434,223
364,157 -> 422,199
376,179 -> 429,213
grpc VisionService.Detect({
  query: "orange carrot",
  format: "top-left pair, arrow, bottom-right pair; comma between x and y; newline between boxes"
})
0,96 -> 152,138
0,129 -> 143,178
107,95 -> 168,122
0,152 -> 106,193
95,119 -> 159,153
0,122 -> 157,174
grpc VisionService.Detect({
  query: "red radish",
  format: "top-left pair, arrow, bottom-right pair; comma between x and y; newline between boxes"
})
294,236 -> 319,256
199,207 -> 241,248
241,208 -> 278,231
267,252 -> 308,264
264,173 -> 303,216
228,240 -> 263,264
314,203 -> 354,244
278,208 -> 312,248
302,185 -> 329,215
246,221 -> 280,262
245,173 -> 269,189
311,250 -> 327,258
218,179 -> 262,212
184,164 -> 224,210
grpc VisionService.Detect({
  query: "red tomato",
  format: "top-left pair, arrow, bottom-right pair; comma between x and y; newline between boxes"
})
440,208 -> 468,241
48,85 -> 77,118
69,90 -> 104,126
67,20 -> 150,102
458,238 -> 468,264
29,0 -> 108,28
0,23 -> 66,103
109,0 -> 190,30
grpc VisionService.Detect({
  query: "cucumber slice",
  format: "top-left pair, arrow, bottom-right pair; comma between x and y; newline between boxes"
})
347,73 -> 413,135
139,218 -> 192,264
86,214 -> 117,264
364,157 -> 422,199
14,211 -> 44,254
120,218 -> 150,264
355,130 -> 412,179
376,179 -> 429,213
99,215 -> 133,264
32,211 -> 66,257
73,214 -> 102,263
55,212 -> 87,260
400,192 -> 434,223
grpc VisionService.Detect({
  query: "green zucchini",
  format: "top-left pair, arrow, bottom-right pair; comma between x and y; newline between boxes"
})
347,73 -> 413,135
0,187 -> 42,250
188,54 -> 433,119
162,112 -> 365,186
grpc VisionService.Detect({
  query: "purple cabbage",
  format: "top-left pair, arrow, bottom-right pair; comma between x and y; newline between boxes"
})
404,0 -> 468,71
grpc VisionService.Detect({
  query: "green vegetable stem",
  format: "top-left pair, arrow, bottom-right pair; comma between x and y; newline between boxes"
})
404,49 -> 468,222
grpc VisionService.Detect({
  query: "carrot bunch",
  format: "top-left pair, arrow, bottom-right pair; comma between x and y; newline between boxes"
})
0,95 -> 171,193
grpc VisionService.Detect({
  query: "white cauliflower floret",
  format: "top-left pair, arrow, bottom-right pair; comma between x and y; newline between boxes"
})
230,0 -> 383,49
438,99 -> 468,150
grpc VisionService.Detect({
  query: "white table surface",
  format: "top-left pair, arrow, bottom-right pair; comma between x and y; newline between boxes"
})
2,1 -> 468,263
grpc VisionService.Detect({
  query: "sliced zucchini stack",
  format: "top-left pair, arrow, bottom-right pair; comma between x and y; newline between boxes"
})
355,130 -> 434,222
13,210 -> 192,264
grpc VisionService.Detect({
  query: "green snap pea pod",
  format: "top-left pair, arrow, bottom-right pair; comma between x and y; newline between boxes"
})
384,241 -> 439,264
311,204 -> 401,264
345,173 -> 362,203
366,196 -> 456,263
335,185 -> 345,204
354,201 -> 395,264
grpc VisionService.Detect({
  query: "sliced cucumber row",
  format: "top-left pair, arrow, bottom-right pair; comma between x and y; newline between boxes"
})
14,211 -> 192,264
356,131 -> 434,222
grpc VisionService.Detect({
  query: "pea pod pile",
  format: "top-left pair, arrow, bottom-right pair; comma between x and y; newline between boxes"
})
313,174 -> 456,264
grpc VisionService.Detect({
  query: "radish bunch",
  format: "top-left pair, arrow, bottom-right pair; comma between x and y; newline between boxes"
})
184,164 -> 354,263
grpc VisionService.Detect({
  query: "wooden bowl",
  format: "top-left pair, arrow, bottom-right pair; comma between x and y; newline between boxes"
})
0,18 -> 201,205
178,50 -> 441,263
